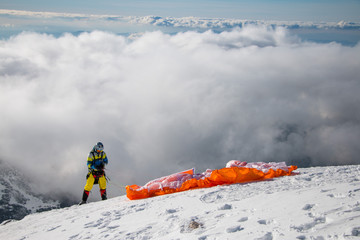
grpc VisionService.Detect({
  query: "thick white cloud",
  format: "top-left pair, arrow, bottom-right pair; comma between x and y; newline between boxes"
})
0,27 -> 360,200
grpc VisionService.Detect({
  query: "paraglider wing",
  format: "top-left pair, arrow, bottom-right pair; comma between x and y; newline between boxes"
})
126,161 -> 297,200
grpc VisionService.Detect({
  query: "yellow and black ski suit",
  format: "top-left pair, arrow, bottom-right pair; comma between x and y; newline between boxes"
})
82,149 -> 108,201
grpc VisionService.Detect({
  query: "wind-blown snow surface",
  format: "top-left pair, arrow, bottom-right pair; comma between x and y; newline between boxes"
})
1,165 -> 360,239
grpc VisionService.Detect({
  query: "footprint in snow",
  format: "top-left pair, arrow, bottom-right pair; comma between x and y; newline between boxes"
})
46,225 -> 61,231
69,234 -> 79,239
255,232 -> 273,240
101,211 -> 111,216
320,188 -> 335,193
165,209 -> 177,214
291,216 -> 326,232
215,213 -> 225,219
327,193 -> 347,199
226,225 -> 244,233
84,217 -> 110,229
200,190 -> 223,203
352,227 -> 360,236
258,219 -> 275,225
258,219 -> 267,225
125,225 -> 152,239
238,216 -> 248,222
218,204 -> 232,210
302,204 -> 315,211
106,225 -> 120,230
113,210 -> 122,220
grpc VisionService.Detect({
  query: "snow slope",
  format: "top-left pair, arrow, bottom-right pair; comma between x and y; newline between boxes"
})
1,165 -> 360,240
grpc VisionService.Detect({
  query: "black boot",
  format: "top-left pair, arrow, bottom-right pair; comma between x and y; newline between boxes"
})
79,190 -> 89,205
100,189 -> 107,200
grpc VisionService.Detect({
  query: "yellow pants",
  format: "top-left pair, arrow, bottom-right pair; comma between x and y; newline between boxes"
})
84,173 -> 107,192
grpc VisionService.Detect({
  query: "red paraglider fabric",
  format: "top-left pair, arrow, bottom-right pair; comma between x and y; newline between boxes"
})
126,161 -> 297,200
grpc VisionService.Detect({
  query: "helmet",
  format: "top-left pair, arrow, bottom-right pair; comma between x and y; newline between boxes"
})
94,142 -> 104,152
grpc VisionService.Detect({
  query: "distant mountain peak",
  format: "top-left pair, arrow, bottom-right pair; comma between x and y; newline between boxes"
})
0,160 -> 61,223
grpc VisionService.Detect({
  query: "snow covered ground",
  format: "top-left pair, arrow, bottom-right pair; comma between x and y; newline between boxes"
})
1,165 -> 360,240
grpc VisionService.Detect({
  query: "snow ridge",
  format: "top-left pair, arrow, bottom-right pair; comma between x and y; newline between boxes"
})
0,161 -> 60,223
1,165 -> 360,239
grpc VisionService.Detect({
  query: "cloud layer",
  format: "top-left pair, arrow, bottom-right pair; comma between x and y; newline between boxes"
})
1,27 -> 360,199
1,9 -> 360,30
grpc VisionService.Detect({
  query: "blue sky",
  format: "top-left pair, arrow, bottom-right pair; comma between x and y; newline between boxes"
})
1,0 -> 359,21
1,0 -> 360,45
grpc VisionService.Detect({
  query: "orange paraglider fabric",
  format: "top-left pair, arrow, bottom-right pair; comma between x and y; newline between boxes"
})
126,162 -> 297,200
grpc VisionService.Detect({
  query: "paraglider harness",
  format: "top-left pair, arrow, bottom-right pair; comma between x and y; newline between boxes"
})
87,151 -> 106,185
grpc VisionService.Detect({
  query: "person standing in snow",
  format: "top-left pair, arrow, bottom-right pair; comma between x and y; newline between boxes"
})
79,142 -> 108,205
